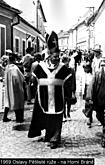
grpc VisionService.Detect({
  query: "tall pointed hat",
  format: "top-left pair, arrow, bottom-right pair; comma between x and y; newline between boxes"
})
46,31 -> 60,54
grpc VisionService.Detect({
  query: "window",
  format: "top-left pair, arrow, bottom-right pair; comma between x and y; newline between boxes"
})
32,43 -> 35,48
61,39 -> 64,46
0,25 -> 6,57
22,40 -> 26,56
15,38 -> 19,53
28,41 -> 31,48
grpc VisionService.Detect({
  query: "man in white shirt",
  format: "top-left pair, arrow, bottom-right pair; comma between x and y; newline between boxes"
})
92,49 -> 102,75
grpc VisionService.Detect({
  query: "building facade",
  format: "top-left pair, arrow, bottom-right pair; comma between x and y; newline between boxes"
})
0,0 -> 46,58
58,30 -> 70,52
68,0 -> 105,53
68,15 -> 94,51
13,16 -> 45,56
87,0 -> 105,55
0,0 -> 21,57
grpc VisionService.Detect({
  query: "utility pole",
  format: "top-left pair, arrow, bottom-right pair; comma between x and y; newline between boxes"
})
86,7 -> 95,50
36,0 -> 38,29
36,0 -> 39,52
33,0 -> 40,52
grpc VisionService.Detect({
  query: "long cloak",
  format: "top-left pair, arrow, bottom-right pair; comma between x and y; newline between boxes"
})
5,64 -> 24,110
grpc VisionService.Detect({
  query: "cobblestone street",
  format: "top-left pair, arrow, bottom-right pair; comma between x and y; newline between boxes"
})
0,98 -> 105,165
0,66 -> 105,165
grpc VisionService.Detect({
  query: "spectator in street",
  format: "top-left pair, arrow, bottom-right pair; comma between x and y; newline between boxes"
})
30,52 -> 42,99
86,57 -> 105,147
31,52 -> 42,73
72,50 -> 78,71
82,54 -> 93,127
92,48 -> 102,75
62,55 -> 76,121
1,53 -> 10,122
77,49 -> 82,65
69,56 -> 75,70
22,47 -> 34,104
0,55 -> 9,79
28,31 -> 72,149
74,49 -> 82,71
1,50 -> 12,68
15,53 -> 24,74
3,52 -> 24,122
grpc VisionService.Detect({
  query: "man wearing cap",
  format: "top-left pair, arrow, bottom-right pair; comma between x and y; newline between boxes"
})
28,31 -> 72,149
92,48 -> 102,75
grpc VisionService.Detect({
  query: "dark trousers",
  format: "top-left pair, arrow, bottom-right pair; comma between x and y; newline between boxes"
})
64,98 -> 71,118
3,107 -> 9,120
88,109 -> 93,123
14,109 -> 24,122
96,109 -> 104,126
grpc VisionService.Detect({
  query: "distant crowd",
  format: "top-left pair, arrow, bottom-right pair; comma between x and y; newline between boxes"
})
0,31 -> 105,149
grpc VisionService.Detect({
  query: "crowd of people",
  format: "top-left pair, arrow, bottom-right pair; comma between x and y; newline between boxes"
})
0,31 -> 105,149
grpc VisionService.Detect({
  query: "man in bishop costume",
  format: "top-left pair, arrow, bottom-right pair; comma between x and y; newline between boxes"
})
28,31 -> 74,149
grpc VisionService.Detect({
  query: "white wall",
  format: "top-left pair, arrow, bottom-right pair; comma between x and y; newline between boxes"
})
72,29 -> 77,49
95,7 -> 105,55
68,32 -> 73,49
77,24 -> 88,50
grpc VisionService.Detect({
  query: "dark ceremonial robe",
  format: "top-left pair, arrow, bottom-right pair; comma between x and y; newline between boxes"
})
28,61 -> 72,143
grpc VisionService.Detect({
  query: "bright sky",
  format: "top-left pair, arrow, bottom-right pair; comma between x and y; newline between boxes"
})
5,0 -> 102,33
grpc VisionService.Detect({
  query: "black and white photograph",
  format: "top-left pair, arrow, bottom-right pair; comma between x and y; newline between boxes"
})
0,0 -> 105,164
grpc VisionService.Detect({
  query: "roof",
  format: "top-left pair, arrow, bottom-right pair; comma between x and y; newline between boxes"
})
0,0 -> 45,42
58,30 -> 70,39
86,0 -> 105,25
19,16 -> 45,42
19,16 -> 41,34
0,0 -> 22,14
39,1 -> 47,22
68,3 -> 103,31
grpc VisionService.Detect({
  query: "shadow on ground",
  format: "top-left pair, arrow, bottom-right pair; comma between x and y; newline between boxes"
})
13,123 -> 30,131
12,117 -> 31,131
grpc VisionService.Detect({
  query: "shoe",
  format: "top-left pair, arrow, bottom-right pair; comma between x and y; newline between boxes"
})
27,101 -> 34,105
49,142 -> 58,149
28,133 -> 41,138
37,137 -> 45,142
16,119 -> 24,123
87,122 -> 92,128
63,118 -> 67,122
67,116 -> 71,121
97,123 -> 102,126
3,118 -> 11,122
88,124 -> 92,128
67,113 -> 70,118
87,122 -> 91,125
87,120 -> 92,125
43,138 -> 50,142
